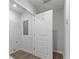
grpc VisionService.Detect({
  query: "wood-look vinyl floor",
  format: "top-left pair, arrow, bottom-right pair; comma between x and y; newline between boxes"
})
53,52 -> 63,59
10,50 -> 63,59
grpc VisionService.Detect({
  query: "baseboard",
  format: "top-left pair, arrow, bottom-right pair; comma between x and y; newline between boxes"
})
10,48 -> 21,54
53,50 -> 64,55
20,48 -> 40,58
10,48 -> 63,59
10,48 -> 33,55
10,48 -> 41,58
18,48 -> 33,54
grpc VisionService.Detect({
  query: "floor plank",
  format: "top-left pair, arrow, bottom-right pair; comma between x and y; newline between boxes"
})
53,52 -> 63,59
10,50 -> 63,59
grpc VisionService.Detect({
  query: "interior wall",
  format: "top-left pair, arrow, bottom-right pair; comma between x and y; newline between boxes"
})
20,11 -> 33,53
9,0 -> 36,53
9,10 -> 21,52
53,8 -> 64,54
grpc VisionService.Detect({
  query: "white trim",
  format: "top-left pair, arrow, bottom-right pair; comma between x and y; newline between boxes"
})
9,49 -> 21,54
10,48 -> 33,55
20,48 -> 40,58
18,48 -> 33,54
10,48 -> 41,58
53,50 -> 64,54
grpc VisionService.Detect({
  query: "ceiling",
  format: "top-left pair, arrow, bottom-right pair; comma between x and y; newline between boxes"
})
27,0 -> 65,13
9,0 -> 65,14
9,0 -> 27,14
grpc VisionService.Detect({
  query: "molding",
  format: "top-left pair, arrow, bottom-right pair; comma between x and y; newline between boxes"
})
10,48 -> 40,58
10,48 -> 64,59
9,48 -> 21,54
53,50 -> 64,54
18,48 -> 33,54
10,48 -> 33,55
20,48 -> 40,57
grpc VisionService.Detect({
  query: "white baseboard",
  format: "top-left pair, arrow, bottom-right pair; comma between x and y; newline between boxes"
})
19,48 -> 40,57
53,50 -> 64,54
10,49 -> 21,54
10,48 -> 33,55
18,48 -> 33,54
10,48 -> 40,58
10,48 -> 64,59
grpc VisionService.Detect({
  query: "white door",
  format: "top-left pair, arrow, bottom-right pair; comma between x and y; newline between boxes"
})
32,10 -> 53,59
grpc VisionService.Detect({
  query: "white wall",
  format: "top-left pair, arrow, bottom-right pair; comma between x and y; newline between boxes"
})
64,0 -> 70,59
9,10 -> 21,52
53,8 -> 64,54
9,0 -> 36,53
20,11 -> 33,53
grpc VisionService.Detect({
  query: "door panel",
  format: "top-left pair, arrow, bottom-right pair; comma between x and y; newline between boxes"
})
33,10 -> 53,59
